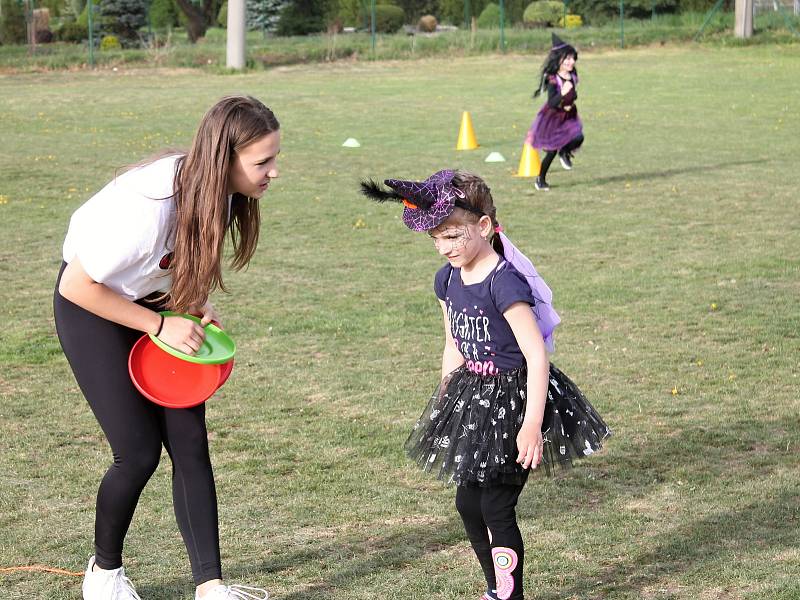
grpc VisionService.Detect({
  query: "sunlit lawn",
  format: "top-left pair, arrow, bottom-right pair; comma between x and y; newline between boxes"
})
1,44 -> 799,599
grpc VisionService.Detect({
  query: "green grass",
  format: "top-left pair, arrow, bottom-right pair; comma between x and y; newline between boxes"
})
1,11 -> 799,72
1,44 -> 799,599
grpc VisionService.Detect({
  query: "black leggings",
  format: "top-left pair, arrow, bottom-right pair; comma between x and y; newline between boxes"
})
540,133 -> 585,181
456,483 -> 527,600
53,263 -> 221,585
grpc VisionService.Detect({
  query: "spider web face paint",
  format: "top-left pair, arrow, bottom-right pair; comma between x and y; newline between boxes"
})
430,225 -> 472,254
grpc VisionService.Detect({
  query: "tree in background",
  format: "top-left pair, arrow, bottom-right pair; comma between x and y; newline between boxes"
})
101,0 -> 148,42
392,0 -> 435,21
149,0 -> 180,29
247,0 -> 287,30
277,0 -> 329,34
173,0 -> 221,41
0,0 -> 27,44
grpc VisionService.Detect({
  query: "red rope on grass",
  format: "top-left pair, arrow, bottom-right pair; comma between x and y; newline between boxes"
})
0,565 -> 83,576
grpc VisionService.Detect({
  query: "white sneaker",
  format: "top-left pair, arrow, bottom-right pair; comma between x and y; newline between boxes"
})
197,584 -> 269,600
82,556 -> 142,600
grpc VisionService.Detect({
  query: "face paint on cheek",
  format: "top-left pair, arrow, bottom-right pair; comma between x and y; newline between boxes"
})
432,226 -> 472,252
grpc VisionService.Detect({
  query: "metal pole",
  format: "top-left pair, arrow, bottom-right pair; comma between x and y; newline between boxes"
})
370,0 -> 375,52
619,0 -> 624,48
87,0 -> 94,67
693,0 -> 725,40
774,0 -> 800,35
226,0 -> 246,69
499,0 -> 505,51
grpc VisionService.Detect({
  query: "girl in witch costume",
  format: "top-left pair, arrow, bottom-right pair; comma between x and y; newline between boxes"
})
525,33 -> 584,192
361,170 -> 610,600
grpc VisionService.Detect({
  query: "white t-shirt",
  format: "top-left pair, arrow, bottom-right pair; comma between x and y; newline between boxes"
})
62,155 -> 182,301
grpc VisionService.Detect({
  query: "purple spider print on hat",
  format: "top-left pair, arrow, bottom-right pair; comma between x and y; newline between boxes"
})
360,169 -> 480,232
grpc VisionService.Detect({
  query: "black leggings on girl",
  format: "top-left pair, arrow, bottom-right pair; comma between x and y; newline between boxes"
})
53,263 -> 221,585
456,483 -> 527,600
540,133 -> 585,181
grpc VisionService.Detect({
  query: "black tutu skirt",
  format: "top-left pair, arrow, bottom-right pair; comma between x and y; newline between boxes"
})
405,363 -> 611,487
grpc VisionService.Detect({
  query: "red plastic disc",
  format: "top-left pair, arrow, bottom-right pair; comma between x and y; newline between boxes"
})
128,335 -> 234,409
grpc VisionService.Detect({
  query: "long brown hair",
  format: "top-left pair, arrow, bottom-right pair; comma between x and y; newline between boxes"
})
450,171 -> 504,256
169,95 -> 280,312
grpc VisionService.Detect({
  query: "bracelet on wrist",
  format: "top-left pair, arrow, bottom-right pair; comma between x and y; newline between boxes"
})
154,314 -> 165,337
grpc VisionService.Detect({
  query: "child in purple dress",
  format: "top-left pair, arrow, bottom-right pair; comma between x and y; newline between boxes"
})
525,33 -> 584,191
361,170 -> 610,600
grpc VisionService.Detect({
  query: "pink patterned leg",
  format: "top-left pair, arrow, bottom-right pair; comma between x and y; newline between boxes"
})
491,547 -> 518,600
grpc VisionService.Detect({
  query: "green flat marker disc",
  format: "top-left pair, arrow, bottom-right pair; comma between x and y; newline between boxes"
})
149,311 -> 236,365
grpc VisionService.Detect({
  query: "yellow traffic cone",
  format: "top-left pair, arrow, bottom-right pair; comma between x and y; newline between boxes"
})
515,142 -> 541,177
456,111 -> 479,150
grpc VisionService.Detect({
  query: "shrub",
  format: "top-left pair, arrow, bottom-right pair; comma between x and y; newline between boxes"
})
377,4 -> 405,32
522,0 -> 564,27
360,4 -> 405,32
247,0 -> 286,31
149,0 -> 180,29
0,0 -> 27,45
100,0 -> 147,43
35,28 -> 55,42
417,13 -> 436,31
100,33 -> 121,49
217,0 -> 227,26
476,2 -> 499,28
56,20 -> 88,42
77,0 -> 101,28
567,0 -> 679,24
277,0 -> 325,35
558,13 -> 582,27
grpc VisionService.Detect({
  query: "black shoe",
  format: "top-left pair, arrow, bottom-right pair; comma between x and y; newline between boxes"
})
559,151 -> 573,170
534,176 -> 550,191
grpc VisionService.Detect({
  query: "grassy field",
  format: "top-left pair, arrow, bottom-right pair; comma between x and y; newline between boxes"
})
1,44 -> 799,599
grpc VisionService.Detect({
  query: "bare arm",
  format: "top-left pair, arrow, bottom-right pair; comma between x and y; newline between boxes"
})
504,301 -> 549,469
439,299 -> 465,379
58,258 -> 206,354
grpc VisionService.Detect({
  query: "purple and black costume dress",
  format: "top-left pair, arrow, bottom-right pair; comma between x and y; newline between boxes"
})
525,72 -> 583,152
405,256 -> 610,487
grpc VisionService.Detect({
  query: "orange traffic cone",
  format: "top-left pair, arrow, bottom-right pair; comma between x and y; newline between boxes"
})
515,142 -> 541,177
456,111 -> 479,150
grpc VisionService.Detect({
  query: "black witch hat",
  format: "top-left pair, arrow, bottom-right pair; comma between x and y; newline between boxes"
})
551,32 -> 569,50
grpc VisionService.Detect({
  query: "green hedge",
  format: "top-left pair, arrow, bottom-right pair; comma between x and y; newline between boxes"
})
523,0 -> 564,26
476,2 -> 499,28
0,0 -> 28,45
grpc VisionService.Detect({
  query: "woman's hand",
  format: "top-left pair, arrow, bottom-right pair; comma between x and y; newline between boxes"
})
516,422 -> 544,470
157,315 -> 206,355
196,301 -> 221,327
561,81 -> 573,96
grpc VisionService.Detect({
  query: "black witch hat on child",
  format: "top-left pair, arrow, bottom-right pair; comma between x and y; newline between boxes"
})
551,32 -> 569,50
